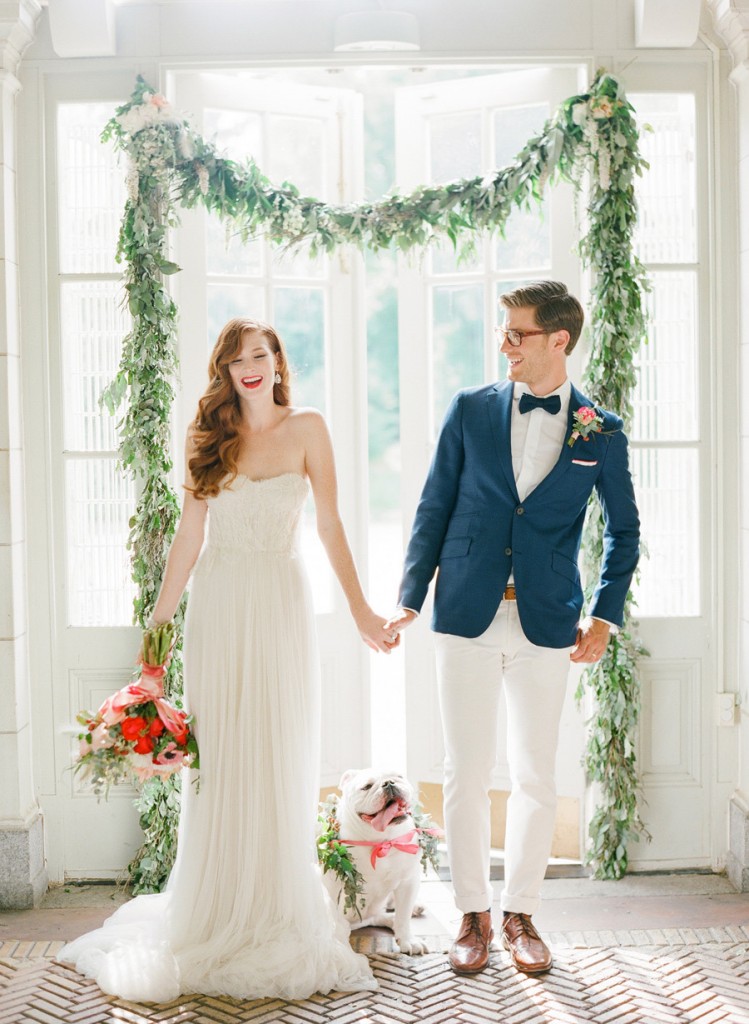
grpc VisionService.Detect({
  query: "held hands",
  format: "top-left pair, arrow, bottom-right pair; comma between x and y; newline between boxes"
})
570,616 -> 610,664
382,608 -> 417,644
355,606 -> 403,654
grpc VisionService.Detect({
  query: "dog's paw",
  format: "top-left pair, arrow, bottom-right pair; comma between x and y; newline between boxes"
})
397,936 -> 428,955
411,903 -> 425,918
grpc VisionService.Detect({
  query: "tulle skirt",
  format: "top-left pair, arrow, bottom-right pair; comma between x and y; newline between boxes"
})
59,546 -> 375,1002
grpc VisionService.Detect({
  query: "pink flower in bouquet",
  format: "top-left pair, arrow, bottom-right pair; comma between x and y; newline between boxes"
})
155,742 -> 186,768
90,722 -> 114,750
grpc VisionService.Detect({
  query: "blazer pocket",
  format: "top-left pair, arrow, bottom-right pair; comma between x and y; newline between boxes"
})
444,513 -> 478,539
440,536 -> 472,559
552,550 -> 580,583
571,459 -> 598,467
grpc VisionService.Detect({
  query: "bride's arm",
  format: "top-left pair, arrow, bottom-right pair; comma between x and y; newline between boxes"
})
303,410 -> 397,654
150,435 -> 208,626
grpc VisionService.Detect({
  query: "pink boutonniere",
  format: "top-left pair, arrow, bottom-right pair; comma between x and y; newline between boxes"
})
567,406 -> 604,447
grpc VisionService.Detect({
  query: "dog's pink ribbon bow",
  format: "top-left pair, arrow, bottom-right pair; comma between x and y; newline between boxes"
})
343,829 -> 421,870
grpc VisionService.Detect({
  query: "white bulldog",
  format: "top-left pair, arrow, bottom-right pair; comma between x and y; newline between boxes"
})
324,769 -> 428,955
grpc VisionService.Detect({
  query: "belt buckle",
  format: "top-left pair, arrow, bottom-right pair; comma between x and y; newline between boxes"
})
504,584 -> 516,601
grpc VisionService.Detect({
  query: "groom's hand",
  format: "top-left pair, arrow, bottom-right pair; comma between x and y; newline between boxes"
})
383,608 -> 418,644
570,616 -> 610,663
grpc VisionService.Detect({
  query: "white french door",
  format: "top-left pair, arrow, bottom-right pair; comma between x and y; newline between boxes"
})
395,66 -> 587,858
29,73 -> 145,882
32,70 -> 371,882
394,62 -> 724,871
624,64 -> 723,870
168,70 -> 372,791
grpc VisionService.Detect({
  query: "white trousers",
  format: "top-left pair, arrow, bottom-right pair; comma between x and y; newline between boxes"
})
435,600 -> 572,916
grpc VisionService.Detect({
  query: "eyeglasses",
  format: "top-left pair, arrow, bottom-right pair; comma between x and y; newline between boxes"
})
494,327 -> 549,348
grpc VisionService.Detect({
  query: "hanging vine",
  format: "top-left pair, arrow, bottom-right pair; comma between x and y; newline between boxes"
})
562,76 -> 652,878
102,68 -> 649,887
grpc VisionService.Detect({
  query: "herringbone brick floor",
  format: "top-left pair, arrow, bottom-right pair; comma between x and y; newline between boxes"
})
1,933 -> 749,1024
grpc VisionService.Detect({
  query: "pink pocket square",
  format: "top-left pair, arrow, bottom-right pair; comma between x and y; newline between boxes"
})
571,459 -> 597,466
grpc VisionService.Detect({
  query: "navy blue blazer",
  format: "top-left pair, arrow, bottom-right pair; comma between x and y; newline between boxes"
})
398,381 -> 640,647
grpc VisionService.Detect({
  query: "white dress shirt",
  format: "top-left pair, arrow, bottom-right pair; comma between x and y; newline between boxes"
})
511,380 -> 571,501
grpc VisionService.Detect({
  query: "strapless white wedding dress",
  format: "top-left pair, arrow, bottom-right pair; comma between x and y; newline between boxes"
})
59,473 -> 376,1002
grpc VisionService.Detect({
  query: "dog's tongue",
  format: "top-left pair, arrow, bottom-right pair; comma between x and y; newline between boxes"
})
362,798 -> 409,833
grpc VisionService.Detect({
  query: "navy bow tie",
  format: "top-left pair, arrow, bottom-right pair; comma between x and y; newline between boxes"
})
518,392 -> 562,415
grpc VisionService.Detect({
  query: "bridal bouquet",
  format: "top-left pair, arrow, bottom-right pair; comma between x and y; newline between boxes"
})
74,623 -> 199,797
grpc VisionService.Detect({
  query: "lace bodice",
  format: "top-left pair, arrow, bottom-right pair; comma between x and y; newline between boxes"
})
203,472 -> 309,556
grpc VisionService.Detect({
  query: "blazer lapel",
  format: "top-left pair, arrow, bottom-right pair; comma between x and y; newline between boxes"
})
486,382 -> 519,499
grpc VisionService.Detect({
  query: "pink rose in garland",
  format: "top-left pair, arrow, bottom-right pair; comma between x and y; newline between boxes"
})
567,405 -> 604,447
74,622 -> 199,797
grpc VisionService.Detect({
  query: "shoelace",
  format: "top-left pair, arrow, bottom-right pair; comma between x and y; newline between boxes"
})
504,913 -> 541,940
462,912 -> 489,940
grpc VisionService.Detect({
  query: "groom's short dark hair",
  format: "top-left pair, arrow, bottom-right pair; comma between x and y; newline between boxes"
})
499,281 -> 584,355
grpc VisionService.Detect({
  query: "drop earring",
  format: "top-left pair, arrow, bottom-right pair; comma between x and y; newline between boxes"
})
274,371 -> 282,384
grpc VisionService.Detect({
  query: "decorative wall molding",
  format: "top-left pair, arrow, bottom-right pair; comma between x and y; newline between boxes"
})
708,0 -> 749,65
0,0 -> 42,75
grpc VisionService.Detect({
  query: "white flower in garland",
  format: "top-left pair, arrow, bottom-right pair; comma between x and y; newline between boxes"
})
177,129 -> 196,161
283,203 -> 306,237
571,102 -> 588,127
597,144 -> 611,191
125,159 -> 140,203
118,92 -> 181,137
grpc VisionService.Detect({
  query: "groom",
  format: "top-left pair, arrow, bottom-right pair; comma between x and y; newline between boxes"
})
386,281 -> 639,975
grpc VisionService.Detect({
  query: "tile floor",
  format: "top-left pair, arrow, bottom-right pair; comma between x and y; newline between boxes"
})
2,873 -> 749,1023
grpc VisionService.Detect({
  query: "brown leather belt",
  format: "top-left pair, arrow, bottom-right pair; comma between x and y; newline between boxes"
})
503,585 -> 516,600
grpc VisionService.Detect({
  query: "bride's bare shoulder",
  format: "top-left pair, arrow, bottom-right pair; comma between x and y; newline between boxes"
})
285,406 -> 327,433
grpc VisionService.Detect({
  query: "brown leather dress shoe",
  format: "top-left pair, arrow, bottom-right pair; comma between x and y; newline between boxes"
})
501,912 -> 553,974
448,910 -> 494,974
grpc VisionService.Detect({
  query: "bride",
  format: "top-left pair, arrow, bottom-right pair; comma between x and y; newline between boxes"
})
59,317 -> 398,1002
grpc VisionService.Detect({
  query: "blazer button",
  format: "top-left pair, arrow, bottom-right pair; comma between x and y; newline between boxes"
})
516,506 -> 524,515
505,547 -> 512,556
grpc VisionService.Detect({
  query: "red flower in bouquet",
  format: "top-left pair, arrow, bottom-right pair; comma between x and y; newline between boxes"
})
73,622 -> 200,797
120,716 -> 148,741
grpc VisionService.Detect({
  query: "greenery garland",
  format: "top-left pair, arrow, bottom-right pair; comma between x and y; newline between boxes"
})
102,67 -> 648,888
562,77 -> 652,878
100,111 -> 187,893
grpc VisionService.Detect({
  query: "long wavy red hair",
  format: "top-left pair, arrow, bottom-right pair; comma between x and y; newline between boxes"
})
188,318 -> 291,499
